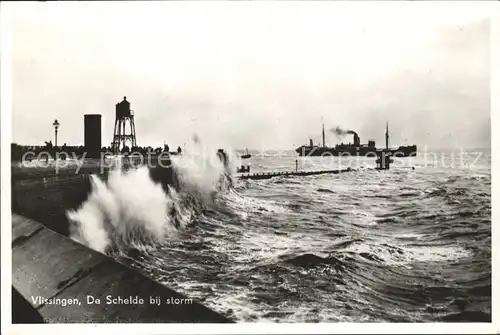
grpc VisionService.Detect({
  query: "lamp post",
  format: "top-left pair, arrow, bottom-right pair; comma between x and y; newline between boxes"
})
52,119 -> 60,147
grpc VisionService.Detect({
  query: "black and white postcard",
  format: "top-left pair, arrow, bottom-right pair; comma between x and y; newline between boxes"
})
1,1 -> 498,334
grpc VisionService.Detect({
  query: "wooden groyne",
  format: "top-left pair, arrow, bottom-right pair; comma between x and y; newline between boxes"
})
238,168 -> 356,180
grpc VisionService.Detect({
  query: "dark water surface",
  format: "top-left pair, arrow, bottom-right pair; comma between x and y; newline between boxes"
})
108,149 -> 491,322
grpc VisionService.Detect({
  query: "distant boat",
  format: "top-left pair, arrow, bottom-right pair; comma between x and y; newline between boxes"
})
241,149 -> 251,159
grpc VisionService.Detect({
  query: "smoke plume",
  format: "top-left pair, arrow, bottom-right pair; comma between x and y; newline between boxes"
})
330,126 -> 357,137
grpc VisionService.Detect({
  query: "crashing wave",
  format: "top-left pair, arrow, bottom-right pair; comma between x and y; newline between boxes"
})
67,143 -> 238,254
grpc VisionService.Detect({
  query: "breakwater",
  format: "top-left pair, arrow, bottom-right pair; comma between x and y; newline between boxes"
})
11,158 -> 176,236
11,157 -> 233,323
239,168 -> 356,180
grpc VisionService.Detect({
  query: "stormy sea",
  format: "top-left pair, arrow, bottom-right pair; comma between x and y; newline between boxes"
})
68,148 -> 491,323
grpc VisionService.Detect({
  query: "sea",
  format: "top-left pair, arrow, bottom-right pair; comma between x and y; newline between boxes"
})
68,148 -> 491,322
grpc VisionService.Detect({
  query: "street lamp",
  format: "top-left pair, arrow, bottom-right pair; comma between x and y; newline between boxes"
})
52,119 -> 60,147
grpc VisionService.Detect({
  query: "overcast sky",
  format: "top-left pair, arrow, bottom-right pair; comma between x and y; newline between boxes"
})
6,2 -> 491,150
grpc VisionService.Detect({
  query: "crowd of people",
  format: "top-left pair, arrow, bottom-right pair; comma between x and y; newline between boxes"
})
11,142 -> 184,162
116,144 -> 182,156
11,142 -> 86,162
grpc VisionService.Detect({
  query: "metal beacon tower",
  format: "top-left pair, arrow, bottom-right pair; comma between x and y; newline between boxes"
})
112,96 -> 137,153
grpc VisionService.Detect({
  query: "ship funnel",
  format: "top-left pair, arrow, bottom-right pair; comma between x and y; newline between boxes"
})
352,132 -> 360,146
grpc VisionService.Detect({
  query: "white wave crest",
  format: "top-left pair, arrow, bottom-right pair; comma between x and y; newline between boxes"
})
68,139 -> 236,254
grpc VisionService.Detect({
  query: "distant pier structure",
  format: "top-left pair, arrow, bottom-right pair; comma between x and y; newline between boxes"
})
84,114 -> 102,158
112,96 -> 137,153
376,123 -> 393,170
376,151 -> 393,170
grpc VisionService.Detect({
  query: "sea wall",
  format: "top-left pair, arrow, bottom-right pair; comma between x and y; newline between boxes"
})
12,214 -> 231,323
12,173 -> 94,236
11,159 -> 230,323
11,157 -> 176,236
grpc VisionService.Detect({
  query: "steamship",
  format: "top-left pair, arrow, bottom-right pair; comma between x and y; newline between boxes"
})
295,123 -> 417,157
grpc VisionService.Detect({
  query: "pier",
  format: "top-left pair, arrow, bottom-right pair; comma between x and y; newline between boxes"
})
12,214 -> 232,323
10,157 -> 233,323
238,168 -> 356,180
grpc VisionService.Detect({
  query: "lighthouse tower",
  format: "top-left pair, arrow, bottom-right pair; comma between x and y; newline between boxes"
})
112,96 -> 137,153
